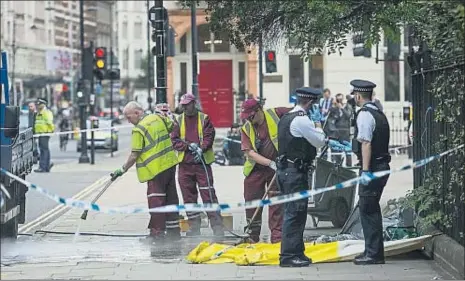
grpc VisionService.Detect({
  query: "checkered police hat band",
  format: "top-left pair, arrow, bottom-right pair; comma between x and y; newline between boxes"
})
353,87 -> 373,92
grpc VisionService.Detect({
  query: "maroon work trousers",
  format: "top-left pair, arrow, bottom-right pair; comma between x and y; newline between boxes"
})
244,167 -> 283,243
147,166 -> 180,237
178,163 -> 223,232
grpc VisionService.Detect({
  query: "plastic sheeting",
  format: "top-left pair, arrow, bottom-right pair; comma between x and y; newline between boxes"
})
186,235 -> 432,265
340,198 -> 417,241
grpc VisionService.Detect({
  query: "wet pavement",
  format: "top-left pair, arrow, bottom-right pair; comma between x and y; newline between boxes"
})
1,234 -> 229,266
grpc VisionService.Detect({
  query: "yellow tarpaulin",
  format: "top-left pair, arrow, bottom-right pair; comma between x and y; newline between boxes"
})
186,235 -> 432,266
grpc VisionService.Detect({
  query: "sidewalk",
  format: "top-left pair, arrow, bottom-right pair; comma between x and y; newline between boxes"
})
1,155 -> 447,280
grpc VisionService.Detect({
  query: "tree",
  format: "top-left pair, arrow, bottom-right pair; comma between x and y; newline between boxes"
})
182,0 -> 465,242
180,0 -> 425,58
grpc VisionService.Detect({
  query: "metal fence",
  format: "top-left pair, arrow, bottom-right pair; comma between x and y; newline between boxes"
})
385,111 -> 410,147
411,57 -> 465,246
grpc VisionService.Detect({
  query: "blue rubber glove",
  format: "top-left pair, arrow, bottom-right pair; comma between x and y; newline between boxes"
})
341,140 -> 352,151
309,105 -> 322,123
328,139 -> 348,152
359,170 -> 375,185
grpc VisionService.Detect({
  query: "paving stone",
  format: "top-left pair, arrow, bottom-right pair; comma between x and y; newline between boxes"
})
75,261 -> 120,269
69,267 -> 117,277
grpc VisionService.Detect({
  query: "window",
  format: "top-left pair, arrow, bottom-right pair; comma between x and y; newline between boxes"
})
180,34 -> 187,53
212,31 -> 230,53
122,21 -> 128,39
134,22 -> 142,40
308,55 -> 324,89
134,49 -> 142,69
238,61 -> 246,97
197,24 -> 212,53
122,47 -> 129,70
384,36 -> 401,101
384,61 -> 400,101
180,62 -> 187,94
289,55 -> 304,100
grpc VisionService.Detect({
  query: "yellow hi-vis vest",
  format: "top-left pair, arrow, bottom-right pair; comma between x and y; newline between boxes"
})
241,108 -> 280,177
177,112 -> 215,165
34,108 -> 55,134
133,114 -> 179,183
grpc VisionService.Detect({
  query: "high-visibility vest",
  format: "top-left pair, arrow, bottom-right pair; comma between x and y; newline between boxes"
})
177,112 -> 215,165
34,108 -> 55,134
241,108 -> 280,177
133,114 -> 179,183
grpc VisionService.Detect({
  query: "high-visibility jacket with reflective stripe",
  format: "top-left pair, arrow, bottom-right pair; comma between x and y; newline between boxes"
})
133,114 -> 178,183
177,112 -> 215,165
241,108 -> 280,177
34,108 -> 55,134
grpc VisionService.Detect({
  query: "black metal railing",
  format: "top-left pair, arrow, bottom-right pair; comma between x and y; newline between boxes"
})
411,58 -> 465,246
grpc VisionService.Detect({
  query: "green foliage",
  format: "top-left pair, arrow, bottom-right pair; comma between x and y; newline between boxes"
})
402,1 -> 465,242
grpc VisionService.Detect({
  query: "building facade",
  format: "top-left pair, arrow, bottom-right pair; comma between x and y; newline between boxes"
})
164,5 -> 410,130
0,0 -> 114,106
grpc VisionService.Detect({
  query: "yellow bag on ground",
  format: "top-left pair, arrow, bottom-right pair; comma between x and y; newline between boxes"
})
186,235 -> 432,266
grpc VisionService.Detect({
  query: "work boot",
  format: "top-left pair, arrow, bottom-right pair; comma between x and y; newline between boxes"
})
48,162 -> 54,171
353,256 -> 385,265
300,255 -> 313,263
279,257 -> 311,268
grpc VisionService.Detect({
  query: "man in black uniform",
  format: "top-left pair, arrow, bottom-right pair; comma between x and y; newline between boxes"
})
276,87 -> 350,267
351,79 -> 391,265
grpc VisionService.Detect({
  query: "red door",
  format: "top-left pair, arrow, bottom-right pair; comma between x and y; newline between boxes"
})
198,60 -> 233,128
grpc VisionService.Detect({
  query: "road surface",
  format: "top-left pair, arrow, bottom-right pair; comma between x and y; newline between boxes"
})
22,125 -> 132,225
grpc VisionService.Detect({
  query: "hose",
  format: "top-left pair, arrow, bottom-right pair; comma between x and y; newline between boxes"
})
23,230 -> 240,239
198,155 -> 249,239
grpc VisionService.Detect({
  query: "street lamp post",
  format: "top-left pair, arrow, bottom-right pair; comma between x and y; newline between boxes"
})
146,0 -> 153,111
191,2 -> 200,110
149,0 -> 167,105
109,1 -> 114,158
78,0 -> 90,164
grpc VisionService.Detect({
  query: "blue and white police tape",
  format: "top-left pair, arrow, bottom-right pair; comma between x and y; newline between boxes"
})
0,144 -> 463,214
32,124 -> 132,138
223,137 -> 412,154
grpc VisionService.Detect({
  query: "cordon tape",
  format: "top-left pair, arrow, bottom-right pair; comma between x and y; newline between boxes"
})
0,144 -> 463,214
32,124 -> 132,138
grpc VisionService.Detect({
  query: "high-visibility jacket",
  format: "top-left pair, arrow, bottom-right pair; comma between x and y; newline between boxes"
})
177,112 -> 215,165
133,114 -> 178,183
34,108 -> 55,134
241,108 -> 280,177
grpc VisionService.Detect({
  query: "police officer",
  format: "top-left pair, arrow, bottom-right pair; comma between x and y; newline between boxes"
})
351,79 -> 391,265
34,98 -> 55,173
276,87 -> 350,267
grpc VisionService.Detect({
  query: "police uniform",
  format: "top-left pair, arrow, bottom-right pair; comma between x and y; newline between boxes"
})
34,98 -> 55,173
276,87 -> 327,267
351,79 -> 391,265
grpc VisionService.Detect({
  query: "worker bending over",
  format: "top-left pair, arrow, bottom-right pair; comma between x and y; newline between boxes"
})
240,98 -> 292,243
113,101 -> 180,241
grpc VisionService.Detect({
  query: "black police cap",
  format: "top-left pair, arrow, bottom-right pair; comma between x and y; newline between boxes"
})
295,87 -> 322,99
350,79 -> 376,93
36,98 -> 47,105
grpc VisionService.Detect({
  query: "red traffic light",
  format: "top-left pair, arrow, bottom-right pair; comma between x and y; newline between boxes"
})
266,51 -> 275,61
95,48 -> 105,58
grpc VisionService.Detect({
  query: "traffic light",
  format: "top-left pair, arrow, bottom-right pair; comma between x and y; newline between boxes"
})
107,68 -> 120,80
352,32 -> 371,58
265,51 -> 277,73
94,47 -> 107,80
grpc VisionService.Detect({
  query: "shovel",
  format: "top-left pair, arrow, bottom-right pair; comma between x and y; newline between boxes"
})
80,174 -> 118,220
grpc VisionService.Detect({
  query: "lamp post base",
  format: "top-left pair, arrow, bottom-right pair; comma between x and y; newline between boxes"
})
79,154 -> 90,164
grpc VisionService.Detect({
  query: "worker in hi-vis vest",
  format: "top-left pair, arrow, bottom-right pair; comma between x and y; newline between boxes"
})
171,93 -> 224,237
112,101 -> 180,242
34,98 -> 55,173
240,98 -> 292,243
